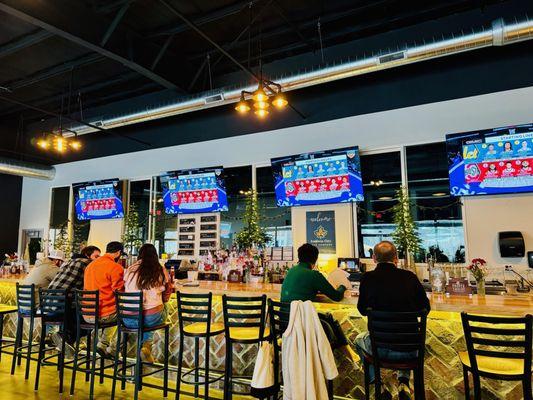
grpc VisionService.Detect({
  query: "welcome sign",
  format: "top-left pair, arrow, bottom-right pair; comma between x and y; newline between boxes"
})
306,210 -> 336,254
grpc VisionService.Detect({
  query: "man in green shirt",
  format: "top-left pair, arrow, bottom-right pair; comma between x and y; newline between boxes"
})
281,243 -> 347,303
281,243 -> 358,363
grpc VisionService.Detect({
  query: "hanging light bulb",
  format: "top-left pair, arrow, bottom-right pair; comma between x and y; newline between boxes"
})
271,92 -> 288,109
254,108 -> 269,118
235,93 -> 250,113
253,100 -> 270,110
252,85 -> 268,102
70,140 -> 82,150
54,136 -> 66,153
37,138 -> 49,149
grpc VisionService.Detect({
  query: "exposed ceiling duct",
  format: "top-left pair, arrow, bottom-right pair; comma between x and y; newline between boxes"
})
64,17 -> 533,136
0,157 -> 55,180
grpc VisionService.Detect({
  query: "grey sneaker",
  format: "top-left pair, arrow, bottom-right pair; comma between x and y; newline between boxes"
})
50,332 -> 76,360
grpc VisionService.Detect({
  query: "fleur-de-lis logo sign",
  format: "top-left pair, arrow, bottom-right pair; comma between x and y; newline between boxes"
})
314,225 -> 328,239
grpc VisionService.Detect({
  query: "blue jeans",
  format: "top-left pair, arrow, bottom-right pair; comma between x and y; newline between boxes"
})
123,308 -> 167,344
355,331 -> 416,383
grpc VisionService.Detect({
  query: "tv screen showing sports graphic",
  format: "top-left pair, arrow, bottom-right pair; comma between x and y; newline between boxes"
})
73,179 -> 124,221
271,146 -> 364,207
446,123 -> 533,197
161,167 -> 228,214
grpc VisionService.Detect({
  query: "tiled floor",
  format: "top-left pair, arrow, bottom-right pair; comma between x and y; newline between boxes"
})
0,353 -> 239,399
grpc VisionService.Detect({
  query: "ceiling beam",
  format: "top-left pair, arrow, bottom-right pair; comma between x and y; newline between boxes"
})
149,0 -> 255,37
0,29 -> 53,59
100,1 -> 132,46
0,0 -> 187,92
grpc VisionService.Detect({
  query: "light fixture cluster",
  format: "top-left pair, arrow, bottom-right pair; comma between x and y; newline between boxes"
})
36,134 -> 82,153
370,180 -> 384,186
235,79 -> 288,118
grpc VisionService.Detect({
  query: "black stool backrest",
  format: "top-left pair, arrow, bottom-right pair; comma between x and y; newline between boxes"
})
39,288 -> 68,316
461,312 -> 533,375
74,289 -> 100,324
367,309 -> 428,364
268,299 -> 290,340
222,295 -> 267,339
115,291 -> 144,327
176,292 -> 213,333
15,283 -> 36,316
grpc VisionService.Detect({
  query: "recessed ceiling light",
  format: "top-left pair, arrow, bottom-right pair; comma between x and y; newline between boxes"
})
432,192 -> 447,197
378,196 -> 393,200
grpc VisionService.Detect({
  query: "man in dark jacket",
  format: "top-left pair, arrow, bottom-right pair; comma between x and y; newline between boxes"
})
356,241 -> 430,400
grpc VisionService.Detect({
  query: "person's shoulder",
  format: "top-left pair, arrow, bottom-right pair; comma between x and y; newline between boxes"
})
395,267 -> 420,281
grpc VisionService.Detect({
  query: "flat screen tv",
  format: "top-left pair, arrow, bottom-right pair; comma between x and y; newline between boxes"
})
446,123 -> 533,196
161,166 -> 228,214
73,178 -> 124,221
271,146 -> 364,207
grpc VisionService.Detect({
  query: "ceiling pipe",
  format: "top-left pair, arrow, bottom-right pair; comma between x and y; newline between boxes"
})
63,17 -> 533,135
0,157 -> 55,180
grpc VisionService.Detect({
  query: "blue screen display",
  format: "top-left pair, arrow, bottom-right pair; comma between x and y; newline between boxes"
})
73,179 -> 124,221
446,123 -> 533,197
161,167 -> 228,214
271,146 -> 364,207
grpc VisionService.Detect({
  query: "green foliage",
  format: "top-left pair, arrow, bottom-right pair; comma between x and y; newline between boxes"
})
54,220 -> 72,256
235,190 -> 270,250
392,186 -> 422,261
122,203 -> 143,254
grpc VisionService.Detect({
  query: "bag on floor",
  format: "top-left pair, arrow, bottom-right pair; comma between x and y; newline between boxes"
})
251,340 -> 279,398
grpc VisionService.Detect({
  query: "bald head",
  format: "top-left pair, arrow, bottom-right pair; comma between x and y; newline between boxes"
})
373,241 -> 398,264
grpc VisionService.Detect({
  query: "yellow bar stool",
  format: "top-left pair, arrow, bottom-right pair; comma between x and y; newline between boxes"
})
175,292 -> 225,400
460,312 -> 532,400
222,294 -> 269,400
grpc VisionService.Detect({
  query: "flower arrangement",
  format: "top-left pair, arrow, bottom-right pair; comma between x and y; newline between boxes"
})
3,253 -> 19,265
467,258 -> 488,281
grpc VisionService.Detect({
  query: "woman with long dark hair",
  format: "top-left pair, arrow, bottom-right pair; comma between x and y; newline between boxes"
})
123,243 -> 173,362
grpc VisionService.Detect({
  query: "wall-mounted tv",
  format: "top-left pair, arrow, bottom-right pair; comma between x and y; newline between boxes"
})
446,123 -> 533,197
73,178 -> 124,221
161,166 -> 228,214
271,146 -> 364,207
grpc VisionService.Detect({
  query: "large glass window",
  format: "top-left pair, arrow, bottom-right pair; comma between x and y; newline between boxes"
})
129,179 -> 151,246
49,186 -> 70,252
220,166 -> 252,249
406,142 -> 464,262
357,152 -> 402,258
256,166 -> 292,247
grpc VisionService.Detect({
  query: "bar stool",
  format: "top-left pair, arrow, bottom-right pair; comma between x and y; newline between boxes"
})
175,292 -> 225,400
111,291 -> 170,400
460,312 -> 532,400
70,289 -> 117,399
34,288 -> 69,393
362,309 -> 428,400
268,299 -> 334,400
222,294 -> 269,400
0,304 -> 18,362
10,283 -> 40,380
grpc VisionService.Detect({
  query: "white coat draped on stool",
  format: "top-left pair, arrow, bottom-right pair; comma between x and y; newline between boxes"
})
282,300 -> 338,400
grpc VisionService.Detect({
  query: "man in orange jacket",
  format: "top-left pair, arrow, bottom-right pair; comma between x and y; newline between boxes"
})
83,241 -> 125,357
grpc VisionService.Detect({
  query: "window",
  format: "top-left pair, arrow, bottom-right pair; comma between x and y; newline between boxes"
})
220,166 -> 252,249
49,186 -> 70,252
153,177 -> 178,257
129,179 -> 151,246
406,142 -> 464,262
357,152 -> 402,258
256,166 -> 292,247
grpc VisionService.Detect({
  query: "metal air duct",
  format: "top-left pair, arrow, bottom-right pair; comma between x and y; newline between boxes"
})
65,17 -> 533,135
0,157 -> 55,180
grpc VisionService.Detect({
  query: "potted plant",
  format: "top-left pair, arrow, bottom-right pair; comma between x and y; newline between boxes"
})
467,258 -> 489,296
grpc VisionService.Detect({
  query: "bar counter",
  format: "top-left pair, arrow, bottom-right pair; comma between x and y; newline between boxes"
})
1,278 -> 530,399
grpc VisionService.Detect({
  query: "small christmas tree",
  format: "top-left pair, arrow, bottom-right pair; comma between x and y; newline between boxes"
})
122,204 -> 144,255
235,189 -> 270,250
54,220 -> 72,257
392,186 -> 422,268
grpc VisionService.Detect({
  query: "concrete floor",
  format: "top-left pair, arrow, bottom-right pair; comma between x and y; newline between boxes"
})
0,352 -> 241,399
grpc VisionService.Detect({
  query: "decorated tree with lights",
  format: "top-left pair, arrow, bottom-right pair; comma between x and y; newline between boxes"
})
392,186 -> 422,270
122,204 -> 143,255
235,189 -> 270,250
54,220 -> 72,257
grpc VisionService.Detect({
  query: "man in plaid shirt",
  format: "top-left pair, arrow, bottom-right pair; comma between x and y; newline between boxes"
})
47,245 -> 101,357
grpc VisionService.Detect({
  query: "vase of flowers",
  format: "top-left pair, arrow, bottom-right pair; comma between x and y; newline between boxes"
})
467,258 -> 488,296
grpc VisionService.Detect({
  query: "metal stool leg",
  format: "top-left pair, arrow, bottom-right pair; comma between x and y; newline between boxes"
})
59,327 -> 66,393
175,335 -> 184,400
133,333 -> 142,400
472,373 -> 481,400
523,376 -> 532,400
90,327 -> 100,398
34,323 -> 46,390
163,327 -> 169,398
10,316 -> 23,374
121,333 -> 128,391
24,315 -> 35,380
85,331 -> 92,382
204,335 -> 210,400
194,336 -> 200,398
223,339 -> 230,400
